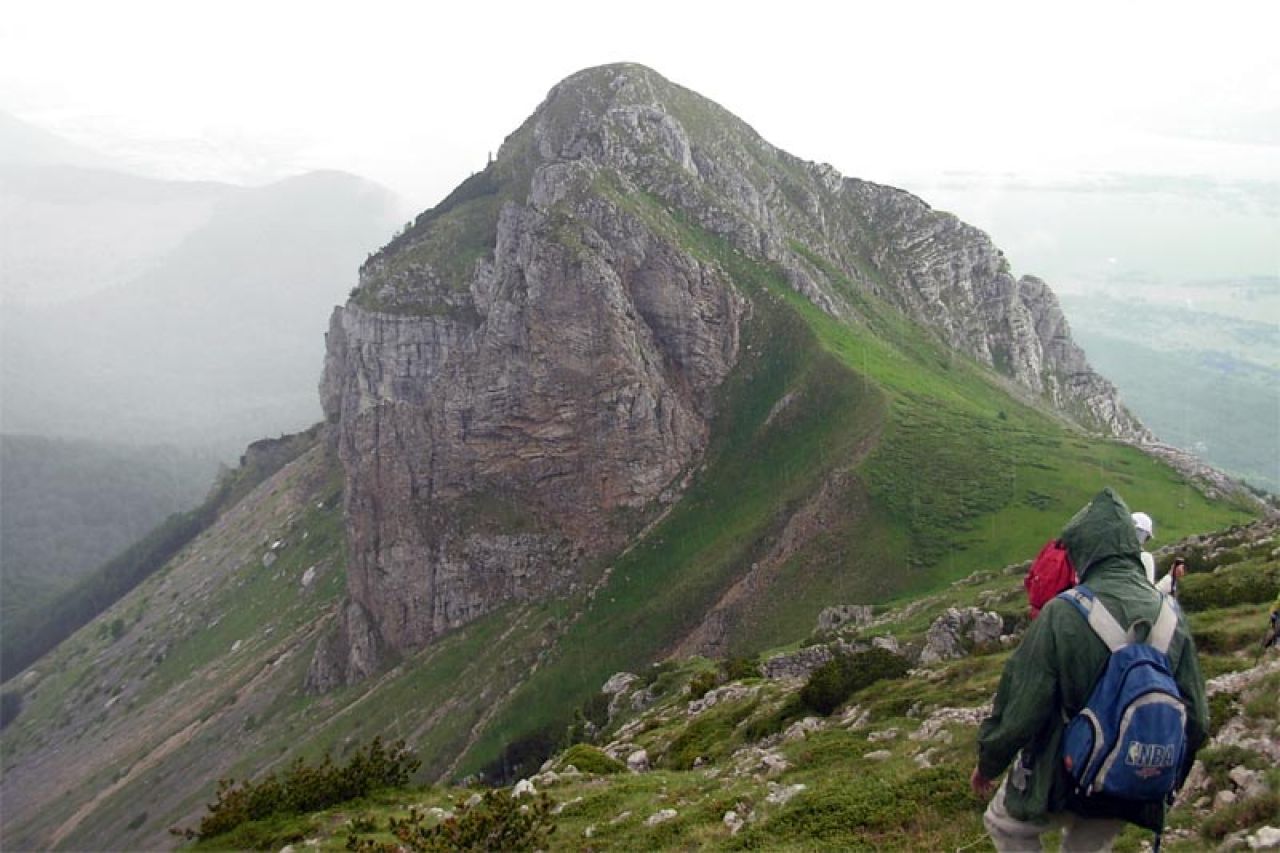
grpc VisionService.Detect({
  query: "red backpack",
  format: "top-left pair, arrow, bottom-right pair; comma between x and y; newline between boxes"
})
1024,539 -> 1078,618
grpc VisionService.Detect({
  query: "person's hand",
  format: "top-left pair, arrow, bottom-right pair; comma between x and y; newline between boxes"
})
971,766 -> 996,798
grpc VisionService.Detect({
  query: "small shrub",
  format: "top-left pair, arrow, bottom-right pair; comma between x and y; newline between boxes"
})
742,695 -> 805,742
348,813 -> 378,833
347,790 -> 556,852
687,670 -> 719,701
639,660 -> 678,689
1206,693 -> 1240,740
1243,671 -> 1280,719
556,744 -> 625,775
800,648 -> 910,716
720,656 -> 761,681
1179,562 -> 1280,611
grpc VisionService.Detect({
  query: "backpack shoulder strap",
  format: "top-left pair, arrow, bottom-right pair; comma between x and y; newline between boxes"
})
1148,595 -> 1179,655
1058,585 -> 1129,652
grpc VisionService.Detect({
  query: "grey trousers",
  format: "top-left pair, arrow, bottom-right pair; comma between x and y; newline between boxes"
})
984,779 -> 1127,852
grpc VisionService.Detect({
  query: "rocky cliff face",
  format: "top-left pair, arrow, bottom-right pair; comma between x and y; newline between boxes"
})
311,63 -> 1146,687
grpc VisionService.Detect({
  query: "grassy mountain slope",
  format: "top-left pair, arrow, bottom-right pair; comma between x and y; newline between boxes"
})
192,521 -> 1280,852
453,203 -> 1254,780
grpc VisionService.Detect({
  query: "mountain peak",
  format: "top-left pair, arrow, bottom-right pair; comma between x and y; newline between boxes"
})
323,64 -> 1157,690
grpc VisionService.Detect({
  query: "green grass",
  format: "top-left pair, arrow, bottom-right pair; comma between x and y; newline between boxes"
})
144,475 -> 346,698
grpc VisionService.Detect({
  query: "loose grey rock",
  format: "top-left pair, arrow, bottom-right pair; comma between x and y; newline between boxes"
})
532,770 -> 560,788
783,717 -> 824,742
919,608 -> 1003,664
864,750 -> 893,761
871,634 -> 901,654
762,645 -> 834,680
816,605 -> 873,632
645,809 -> 677,827
627,749 -> 650,773
688,683 -> 758,716
723,810 -> 744,835
1247,826 -> 1280,850
551,796 -> 583,815
766,782 -> 806,806
602,672 -> 639,695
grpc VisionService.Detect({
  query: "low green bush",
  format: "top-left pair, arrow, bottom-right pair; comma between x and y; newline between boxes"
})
687,670 -> 719,701
177,737 -> 420,841
1178,562 -> 1280,612
556,744 -> 625,775
800,648 -> 910,716
720,656 -> 761,681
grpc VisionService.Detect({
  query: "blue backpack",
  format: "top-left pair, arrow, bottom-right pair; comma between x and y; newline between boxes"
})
1057,585 -> 1188,802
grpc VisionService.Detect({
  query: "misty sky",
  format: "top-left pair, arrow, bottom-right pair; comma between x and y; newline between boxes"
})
3,0 -> 1278,213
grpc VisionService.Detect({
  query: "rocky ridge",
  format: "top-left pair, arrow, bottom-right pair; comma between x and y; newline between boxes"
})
314,63 -> 1157,685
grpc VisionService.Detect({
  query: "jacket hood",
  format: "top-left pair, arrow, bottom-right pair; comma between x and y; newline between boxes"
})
1059,487 -> 1143,580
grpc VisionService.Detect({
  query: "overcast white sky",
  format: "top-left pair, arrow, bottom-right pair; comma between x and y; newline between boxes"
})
3,0 -> 1278,211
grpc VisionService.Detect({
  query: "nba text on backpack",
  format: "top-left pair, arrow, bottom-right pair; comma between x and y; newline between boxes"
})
1058,586 -> 1188,806
1024,539 -> 1077,619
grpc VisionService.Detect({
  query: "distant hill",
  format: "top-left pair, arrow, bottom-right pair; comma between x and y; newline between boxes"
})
0,169 -> 404,455
0,162 -> 236,305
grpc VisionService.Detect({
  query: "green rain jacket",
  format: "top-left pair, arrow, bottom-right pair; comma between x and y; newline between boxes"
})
977,488 -> 1209,831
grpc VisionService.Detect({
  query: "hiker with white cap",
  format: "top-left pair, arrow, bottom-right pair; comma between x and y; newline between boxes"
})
1132,511 -> 1156,585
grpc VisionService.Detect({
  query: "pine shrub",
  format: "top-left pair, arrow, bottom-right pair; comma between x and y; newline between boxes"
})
178,737 -> 420,841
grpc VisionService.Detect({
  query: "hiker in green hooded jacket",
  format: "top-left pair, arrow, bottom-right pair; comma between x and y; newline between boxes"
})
972,488 -> 1208,852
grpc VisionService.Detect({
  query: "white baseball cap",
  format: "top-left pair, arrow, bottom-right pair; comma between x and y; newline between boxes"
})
1132,511 -> 1154,542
